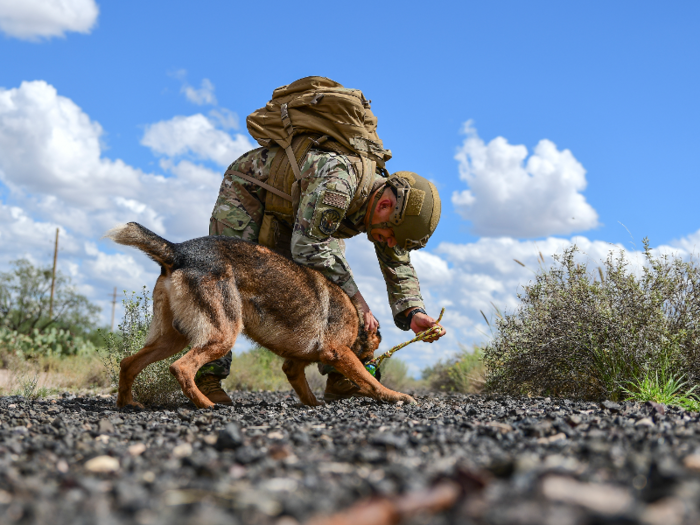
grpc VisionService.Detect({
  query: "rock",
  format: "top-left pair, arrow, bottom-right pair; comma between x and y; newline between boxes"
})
369,431 -> 408,449
601,400 -> 622,412
541,475 -> 632,515
646,401 -> 667,416
98,418 -> 115,434
84,455 -> 120,473
635,417 -> 655,427
683,454 -> 700,471
172,442 -> 193,458
128,443 -> 147,456
216,423 -> 243,450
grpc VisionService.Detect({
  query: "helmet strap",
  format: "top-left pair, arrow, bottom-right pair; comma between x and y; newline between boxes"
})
364,184 -> 387,243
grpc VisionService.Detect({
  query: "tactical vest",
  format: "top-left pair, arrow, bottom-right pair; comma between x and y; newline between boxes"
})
225,135 -> 380,250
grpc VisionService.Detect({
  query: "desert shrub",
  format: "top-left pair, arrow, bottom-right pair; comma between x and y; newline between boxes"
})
101,288 -> 187,406
483,240 -> 700,401
422,347 -> 485,393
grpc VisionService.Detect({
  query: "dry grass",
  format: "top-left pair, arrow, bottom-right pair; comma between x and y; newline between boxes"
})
0,351 -> 110,397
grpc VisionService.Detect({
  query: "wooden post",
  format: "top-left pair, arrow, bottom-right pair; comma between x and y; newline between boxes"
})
49,228 -> 59,320
110,287 -> 117,331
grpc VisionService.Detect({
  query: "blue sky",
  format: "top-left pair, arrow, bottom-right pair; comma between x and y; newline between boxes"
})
1,1 -> 699,375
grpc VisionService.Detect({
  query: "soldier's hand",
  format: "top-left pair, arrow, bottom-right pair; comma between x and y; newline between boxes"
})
353,290 -> 379,333
364,311 -> 379,333
410,312 -> 446,343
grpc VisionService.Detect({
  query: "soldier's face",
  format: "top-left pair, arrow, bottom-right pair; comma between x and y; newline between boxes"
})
370,227 -> 397,247
367,187 -> 397,246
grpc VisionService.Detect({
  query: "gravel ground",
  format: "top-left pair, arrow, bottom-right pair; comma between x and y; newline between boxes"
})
2,391 -> 700,525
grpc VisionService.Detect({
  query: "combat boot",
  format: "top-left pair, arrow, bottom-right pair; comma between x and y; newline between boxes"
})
196,376 -> 233,406
324,372 -> 361,402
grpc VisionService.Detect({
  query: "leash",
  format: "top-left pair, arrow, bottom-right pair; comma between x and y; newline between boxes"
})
364,308 -> 446,377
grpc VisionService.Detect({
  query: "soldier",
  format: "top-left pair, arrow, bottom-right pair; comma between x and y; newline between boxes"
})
194,143 -> 447,405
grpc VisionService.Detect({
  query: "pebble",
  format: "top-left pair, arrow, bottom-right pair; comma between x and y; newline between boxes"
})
1,391 -> 700,524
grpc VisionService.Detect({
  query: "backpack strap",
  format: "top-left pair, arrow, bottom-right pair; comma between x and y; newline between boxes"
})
225,169 -> 293,202
347,156 -> 377,216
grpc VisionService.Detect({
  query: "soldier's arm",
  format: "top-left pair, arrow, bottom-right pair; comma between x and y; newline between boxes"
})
374,243 -> 426,330
290,153 -> 360,298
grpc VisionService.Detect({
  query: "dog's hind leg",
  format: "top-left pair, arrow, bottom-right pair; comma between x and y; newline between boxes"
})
320,346 -> 417,405
282,359 -> 322,406
117,327 -> 189,408
169,336 -> 236,409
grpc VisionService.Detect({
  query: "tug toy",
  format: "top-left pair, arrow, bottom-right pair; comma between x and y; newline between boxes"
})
365,308 -> 446,377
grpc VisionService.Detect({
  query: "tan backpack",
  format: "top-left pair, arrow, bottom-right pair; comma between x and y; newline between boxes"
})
233,77 -> 392,250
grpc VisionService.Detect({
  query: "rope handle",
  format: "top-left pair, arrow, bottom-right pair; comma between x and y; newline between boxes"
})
365,308 -> 446,376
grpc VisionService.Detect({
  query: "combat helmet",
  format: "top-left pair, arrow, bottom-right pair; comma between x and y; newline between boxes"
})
367,171 -> 442,251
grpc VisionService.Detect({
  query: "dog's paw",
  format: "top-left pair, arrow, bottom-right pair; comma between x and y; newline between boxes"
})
398,394 -> 417,405
118,401 -> 145,410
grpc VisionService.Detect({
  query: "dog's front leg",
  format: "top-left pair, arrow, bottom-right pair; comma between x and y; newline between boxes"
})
320,346 -> 417,405
282,359 -> 322,406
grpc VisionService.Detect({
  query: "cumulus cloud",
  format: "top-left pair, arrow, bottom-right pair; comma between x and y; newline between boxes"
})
181,78 -> 217,106
452,121 -> 600,238
0,0 -> 98,41
142,114 -> 254,166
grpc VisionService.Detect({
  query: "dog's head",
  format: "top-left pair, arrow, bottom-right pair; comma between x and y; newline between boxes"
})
353,326 -> 382,362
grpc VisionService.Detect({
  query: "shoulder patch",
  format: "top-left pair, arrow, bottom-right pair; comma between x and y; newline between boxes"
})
322,191 -> 349,209
318,209 -> 342,235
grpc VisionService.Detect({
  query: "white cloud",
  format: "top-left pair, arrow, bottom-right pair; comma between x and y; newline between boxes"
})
0,0 -> 98,41
208,108 -> 239,130
452,121 -> 600,238
671,228 -> 700,254
181,78 -> 217,106
141,114 -> 254,166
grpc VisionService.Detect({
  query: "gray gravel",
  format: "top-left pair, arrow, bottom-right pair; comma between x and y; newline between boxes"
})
2,391 -> 700,524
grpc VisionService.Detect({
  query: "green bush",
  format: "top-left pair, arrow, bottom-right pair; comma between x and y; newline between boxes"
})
0,326 -> 97,359
101,288 -> 187,406
483,240 -> 700,401
422,347 -> 485,393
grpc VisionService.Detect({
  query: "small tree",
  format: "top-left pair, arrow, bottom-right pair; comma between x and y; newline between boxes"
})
0,259 -> 100,337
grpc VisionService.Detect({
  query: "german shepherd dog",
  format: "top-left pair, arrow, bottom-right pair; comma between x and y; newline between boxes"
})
106,222 -> 416,409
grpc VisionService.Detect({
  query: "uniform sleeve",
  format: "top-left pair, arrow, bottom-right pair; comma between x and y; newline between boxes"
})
374,243 -> 426,330
291,154 -> 360,297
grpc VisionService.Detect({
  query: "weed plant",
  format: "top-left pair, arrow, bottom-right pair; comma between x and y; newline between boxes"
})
101,288 -> 187,406
622,371 -> 700,411
483,240 -> 700,401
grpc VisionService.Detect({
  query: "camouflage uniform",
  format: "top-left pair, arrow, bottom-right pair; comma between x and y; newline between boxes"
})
200,146 -> 425,380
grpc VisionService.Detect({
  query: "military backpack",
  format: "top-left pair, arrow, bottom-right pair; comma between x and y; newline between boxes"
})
226,77 -> 392,250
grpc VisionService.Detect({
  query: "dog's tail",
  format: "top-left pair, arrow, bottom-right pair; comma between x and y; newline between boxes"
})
104,222 -> 176,269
